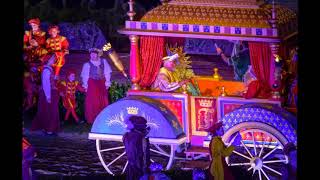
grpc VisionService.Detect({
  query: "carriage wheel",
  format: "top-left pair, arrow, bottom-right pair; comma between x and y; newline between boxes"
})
222,122 -> 290,180
96,139 -> 179,175
149,143 -> 179,170
96,139 -> 127,176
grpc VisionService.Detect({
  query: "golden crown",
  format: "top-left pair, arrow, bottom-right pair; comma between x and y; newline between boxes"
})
127,107 -> 139,115
199,99 -> 213,107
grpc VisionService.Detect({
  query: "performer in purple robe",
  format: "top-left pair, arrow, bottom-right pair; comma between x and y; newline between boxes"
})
31,54 -> 60,135
123,116 -> 151,180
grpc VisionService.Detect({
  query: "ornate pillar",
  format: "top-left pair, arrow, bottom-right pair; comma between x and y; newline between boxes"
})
127,0 -> 136,21
269,0 -> 281,100
270,43 -> 281,100
129,35 -> 141,90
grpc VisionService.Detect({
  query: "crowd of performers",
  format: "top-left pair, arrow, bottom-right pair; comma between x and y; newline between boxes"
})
23,18 -> 112,135
22,18 -> 113,179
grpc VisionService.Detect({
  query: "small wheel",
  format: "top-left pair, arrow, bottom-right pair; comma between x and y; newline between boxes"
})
222,122 -> 290,180
96,139 -> 127,176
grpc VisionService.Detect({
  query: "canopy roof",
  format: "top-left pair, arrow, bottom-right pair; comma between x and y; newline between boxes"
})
118,0 -> 297,42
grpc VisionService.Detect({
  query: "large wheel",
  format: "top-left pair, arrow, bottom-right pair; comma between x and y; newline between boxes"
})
96,139 -> 127,176
222,122 -> 289,180
95,139 -> 181,176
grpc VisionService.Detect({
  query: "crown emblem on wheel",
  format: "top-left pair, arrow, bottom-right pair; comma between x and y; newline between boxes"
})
199,99 -> 213,107
127,107 -> 139,115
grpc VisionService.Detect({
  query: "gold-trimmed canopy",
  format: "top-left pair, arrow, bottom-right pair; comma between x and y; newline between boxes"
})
141,1 -> 296,29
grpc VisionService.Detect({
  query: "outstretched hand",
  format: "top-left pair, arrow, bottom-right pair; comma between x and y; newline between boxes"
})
216,47 -> 223,55
179,79 -> 190,86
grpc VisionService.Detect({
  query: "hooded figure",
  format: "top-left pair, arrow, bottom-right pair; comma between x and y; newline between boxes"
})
123,116 -> 151,180
206,122 -> 235,180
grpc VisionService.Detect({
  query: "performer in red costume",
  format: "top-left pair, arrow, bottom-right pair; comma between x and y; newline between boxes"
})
81,48 -> 112,124
23,18 -> 48,66
46,25 -> 69,77
31,54 -> 60,135
58,70 -> 85,123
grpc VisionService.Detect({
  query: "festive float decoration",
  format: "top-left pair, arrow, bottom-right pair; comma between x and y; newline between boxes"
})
89,0 -> 297,178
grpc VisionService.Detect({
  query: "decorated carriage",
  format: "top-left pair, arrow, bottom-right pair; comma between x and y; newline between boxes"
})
88,0 -> 297,179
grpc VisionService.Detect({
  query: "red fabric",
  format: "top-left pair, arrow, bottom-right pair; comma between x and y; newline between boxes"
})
85,78 -> 109,124
165,37 -> 185,47
243,80 -> 271,99
248,42 -> 273,98
139,36 -> 165,88
31,89 -> 60,133
28,18 -> 40,25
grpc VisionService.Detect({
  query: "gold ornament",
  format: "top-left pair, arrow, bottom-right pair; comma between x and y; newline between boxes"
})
213,68 -> 222,81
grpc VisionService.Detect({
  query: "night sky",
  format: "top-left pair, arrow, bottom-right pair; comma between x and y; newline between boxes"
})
28,0 -> 161,11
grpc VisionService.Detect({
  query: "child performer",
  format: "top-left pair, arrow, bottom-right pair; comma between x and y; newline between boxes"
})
58,70 -> 85,123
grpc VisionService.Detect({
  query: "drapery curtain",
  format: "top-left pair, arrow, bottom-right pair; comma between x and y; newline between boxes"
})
165,37 -> 185,47
248,42 -> 274,97
139,36 -> 165,88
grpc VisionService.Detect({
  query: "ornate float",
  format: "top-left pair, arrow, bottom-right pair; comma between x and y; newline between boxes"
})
89,0 -> 297,179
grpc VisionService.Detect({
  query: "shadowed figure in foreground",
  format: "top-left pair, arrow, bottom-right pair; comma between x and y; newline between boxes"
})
123,116 -> 151,180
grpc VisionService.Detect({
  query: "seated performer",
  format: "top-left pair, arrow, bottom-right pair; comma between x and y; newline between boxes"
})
46,25 -> 69,77
81,48 -> 112,124
23,18 -> 47,67
57,70 -> 85,123
151,54 -> 189,92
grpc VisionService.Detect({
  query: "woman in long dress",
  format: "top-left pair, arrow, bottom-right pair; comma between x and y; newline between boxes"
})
81,48 -> 112,124
31,54 -> 60,135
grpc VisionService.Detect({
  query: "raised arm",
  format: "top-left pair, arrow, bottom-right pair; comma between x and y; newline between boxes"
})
103,59 -> 112,89
41,68 -> 51,102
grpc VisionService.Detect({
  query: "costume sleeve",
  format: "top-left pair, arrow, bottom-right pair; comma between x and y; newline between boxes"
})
61,37 -> 69,53
42,68 -> 51,100
45,39 -> 51,52
80,63 -> 90,90
157,74 -> 181,92
221,145 -> 234,157
57,80 -> 67,93
103,59 -> 112,88
76,81 -> 86,92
